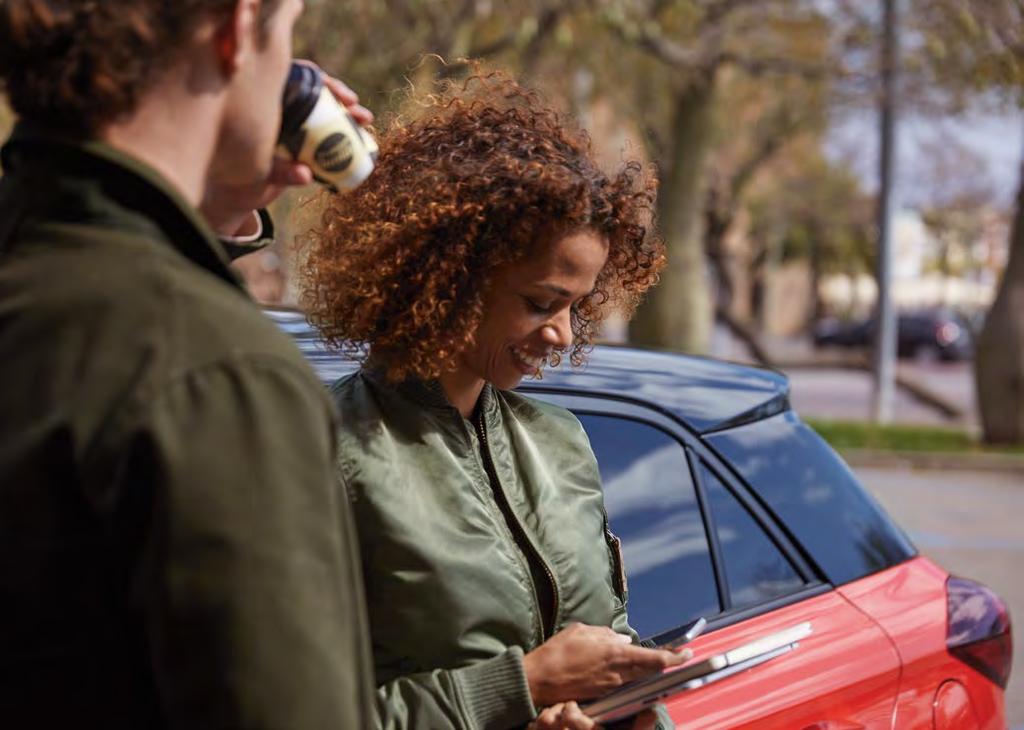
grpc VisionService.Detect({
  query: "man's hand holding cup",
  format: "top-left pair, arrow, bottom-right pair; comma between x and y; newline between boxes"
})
202,60 -> 375,238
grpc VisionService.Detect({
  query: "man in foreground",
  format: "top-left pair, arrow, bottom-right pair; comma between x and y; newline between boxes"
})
0,1 -> 374,726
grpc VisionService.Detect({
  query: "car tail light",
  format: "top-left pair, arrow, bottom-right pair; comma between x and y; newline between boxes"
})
946,576 -> 1013,689
936,321 -> 961,346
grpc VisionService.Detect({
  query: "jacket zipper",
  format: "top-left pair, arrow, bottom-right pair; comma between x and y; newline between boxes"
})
473,408 -> 560,641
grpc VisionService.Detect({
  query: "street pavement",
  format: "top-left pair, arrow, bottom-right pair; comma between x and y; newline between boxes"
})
785,361 -> 978,429
854,465 -> 1024,727
706,324 -> 980,429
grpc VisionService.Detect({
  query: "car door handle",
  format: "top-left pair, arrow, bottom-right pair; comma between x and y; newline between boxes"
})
801,723 -> 866,730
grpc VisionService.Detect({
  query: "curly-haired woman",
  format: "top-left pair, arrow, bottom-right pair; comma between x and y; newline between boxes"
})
303,73 -> 681,730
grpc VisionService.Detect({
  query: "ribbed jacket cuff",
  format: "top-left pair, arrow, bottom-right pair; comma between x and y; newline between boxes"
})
220,209 -> 275,261
452,646 -> 537,729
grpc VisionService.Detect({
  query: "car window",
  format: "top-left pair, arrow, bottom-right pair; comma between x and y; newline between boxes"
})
578,414 -> 720,638
699,464 -> 804,610
706,411 -> 916,586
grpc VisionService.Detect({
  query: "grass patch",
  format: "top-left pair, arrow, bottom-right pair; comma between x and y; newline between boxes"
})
805,420 -> 1024,455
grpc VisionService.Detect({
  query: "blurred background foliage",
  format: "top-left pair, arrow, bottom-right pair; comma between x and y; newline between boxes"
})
289,1 -> 1017,350
1,0 -> 1022,441
289,0 -> 1024,443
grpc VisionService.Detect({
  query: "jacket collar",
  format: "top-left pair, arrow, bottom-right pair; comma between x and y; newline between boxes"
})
363,366 -> 501,424
0,123 -> 240,289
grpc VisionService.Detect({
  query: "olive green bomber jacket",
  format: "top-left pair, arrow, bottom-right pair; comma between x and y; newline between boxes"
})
0,129 -> 375,729
334,370 -> 674,730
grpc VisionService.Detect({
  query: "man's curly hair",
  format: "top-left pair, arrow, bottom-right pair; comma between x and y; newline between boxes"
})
301,71 -> 666,383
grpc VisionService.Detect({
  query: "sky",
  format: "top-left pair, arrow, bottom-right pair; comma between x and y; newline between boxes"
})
827,105 -> 1023,209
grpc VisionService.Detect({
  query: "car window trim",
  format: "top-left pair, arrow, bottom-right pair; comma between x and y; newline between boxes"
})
700,419 -> 839,586
642,582 -> 832,646
692,453 -> 821,586
700,582 -> 833,635
691,452 -> 820,610
538,390 -> 821,584
571,406 -> 726,620
533,390 -> 827,635
686,447 -> 731,612
700,391 -> 790,434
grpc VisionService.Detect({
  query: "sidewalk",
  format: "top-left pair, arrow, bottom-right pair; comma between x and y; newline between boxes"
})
841,447 -> 1024,474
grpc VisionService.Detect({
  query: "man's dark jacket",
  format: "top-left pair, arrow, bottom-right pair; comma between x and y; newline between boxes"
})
0,128 -> 375,728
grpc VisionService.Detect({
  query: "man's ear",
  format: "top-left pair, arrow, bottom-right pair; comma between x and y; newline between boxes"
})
212,0 -> 261,75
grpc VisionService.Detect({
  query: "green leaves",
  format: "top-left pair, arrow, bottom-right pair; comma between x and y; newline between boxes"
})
908,0 -> 1024,107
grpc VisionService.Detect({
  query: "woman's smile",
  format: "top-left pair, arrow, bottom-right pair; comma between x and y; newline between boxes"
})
510,344 -> 548,376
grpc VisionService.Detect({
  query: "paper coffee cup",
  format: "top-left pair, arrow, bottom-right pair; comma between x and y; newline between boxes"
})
279,62 -> 376,192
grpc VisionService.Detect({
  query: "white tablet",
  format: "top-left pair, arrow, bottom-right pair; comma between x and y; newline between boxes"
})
581,622 -> 813,724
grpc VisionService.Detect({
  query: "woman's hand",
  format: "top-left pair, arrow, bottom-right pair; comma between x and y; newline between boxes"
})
522,623 -> 691,708
530,702 -> 598,730
200,66 -> 373,237
529,703 -> 666,730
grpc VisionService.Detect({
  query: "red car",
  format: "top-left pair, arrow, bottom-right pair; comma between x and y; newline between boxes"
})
274,308 -> 1013,729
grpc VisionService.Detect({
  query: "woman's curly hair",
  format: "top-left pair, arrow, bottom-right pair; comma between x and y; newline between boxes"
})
301,71 -> 666,383
0,0 -> 282,135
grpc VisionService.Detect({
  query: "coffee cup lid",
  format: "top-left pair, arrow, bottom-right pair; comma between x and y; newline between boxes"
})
279,62 -> 324,144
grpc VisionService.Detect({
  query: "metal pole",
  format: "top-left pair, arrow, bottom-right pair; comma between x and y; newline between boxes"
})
872,0 -> 899,423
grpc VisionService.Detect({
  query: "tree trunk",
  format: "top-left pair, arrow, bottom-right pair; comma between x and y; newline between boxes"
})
975,138 -> 1024,444
629,80 -> 716,353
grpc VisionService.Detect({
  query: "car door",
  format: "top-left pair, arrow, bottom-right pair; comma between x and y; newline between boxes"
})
661,456 -> 901,730
530,392 -> 901,730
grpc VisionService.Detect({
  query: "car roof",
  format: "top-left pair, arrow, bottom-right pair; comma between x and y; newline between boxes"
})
266,307 -> 791,435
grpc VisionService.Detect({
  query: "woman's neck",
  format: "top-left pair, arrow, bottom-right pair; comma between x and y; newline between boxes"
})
437,369 -> 486,418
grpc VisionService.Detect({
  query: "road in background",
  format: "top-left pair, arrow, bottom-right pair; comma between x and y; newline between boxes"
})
854,466 -> 1023,726
786,361 -> 977,429
706,323 -> 979,429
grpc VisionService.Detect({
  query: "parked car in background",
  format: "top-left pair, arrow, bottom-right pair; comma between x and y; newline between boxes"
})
812,316 -> 874,350
813,308 -> 975,361
269,307 -> 1012,729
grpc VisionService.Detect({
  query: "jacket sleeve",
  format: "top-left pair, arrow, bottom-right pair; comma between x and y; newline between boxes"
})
372,647 -> 537,730
605,523 -> 677,730
106,355 -> 374,729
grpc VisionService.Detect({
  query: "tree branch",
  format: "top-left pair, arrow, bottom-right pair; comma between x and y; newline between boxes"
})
622,21 -> 704,68
466,32 -> 519,59
718,51 -> 828,79
730,114 -> 803,201
715,303 -> 776,367
521,5 -> 574,74
647,0 -> 676,21
698,0 -> 763,32
434,2 -> 571,77
596,1 -> 827,80
584,0 -> 705,68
